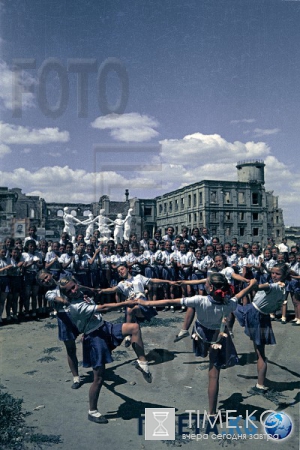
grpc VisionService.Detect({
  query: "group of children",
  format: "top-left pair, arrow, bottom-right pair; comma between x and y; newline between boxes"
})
2,225 -> 300,323
1,225 -> 299,424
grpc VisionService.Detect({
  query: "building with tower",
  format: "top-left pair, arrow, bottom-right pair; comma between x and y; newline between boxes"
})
0,160 -> 285,246
155,160 -> 285,245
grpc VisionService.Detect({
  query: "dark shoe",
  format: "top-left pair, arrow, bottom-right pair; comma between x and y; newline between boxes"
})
291,322 -> 300,326
71,381 -> 81,389
88,413 -> 108,424
229,331 -> 234,339
280,319 -> 287,324
174,330 -> 189,342
134,361 -> 152,383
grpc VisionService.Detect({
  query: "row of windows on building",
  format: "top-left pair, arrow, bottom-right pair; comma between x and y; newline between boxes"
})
157,191 -> 262,214
49,209 -> 93,217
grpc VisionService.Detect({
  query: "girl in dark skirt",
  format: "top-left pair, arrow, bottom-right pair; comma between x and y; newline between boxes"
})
234,263 -> 289,393
58,276 -> 152,424
37,269 -> 81,389
137,274 -> 256,417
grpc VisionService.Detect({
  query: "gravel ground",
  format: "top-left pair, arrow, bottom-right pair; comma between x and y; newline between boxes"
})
0,307 -> 299,450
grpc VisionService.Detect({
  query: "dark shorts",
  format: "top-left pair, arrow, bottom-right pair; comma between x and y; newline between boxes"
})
8,276 -> 23,294
57,311 -> 80,341
125,301 -> 158,323
24,271 -> 38,286
192,321 -> 238,370
0,276 -> 9,293
234,303 -> 276,346
82,321 -> 124,369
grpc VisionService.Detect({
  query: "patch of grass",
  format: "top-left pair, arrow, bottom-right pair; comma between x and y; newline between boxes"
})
37,356 -> 57,363
0,389 -> 62,449
30,434 -> 62,445
43,347 -> 62,355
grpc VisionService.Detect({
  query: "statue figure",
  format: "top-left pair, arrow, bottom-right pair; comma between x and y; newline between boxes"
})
81,209 -> 113,243
63,207 -> 81,243
97,209 -> 114,242
81,213 -> 95,242
123,208 -> 133,241
113,213 -> 126,244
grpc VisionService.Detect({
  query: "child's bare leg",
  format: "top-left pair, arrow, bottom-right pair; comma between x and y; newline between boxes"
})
64,340 -> 79,377
174,307 -> 194,342
291,294 -> 300,324
280,301 -> 287,323
254,344 -> 267,387
5,294 -> 12,318
122,322 -> 146,360
208,362 -> 220,415
89,366 -> 105,411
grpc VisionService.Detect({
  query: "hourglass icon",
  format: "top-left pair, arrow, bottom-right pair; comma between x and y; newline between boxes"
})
152,411 -> 169,437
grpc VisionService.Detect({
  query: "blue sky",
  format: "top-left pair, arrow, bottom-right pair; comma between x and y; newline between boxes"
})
0,0 -> 299,225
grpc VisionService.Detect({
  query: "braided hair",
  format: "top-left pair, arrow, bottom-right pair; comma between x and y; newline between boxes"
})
208,272 -> 232,303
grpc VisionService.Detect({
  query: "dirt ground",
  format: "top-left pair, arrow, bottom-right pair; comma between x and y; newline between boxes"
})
0,304 -> 299,450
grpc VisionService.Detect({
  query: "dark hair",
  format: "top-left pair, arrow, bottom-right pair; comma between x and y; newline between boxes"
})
273,263 -> 289,281
213,252 -> 228,267
59,274 -> 78,292
208,272 -> 232,302
36,268 -> 54,286
24,239 -> 37,252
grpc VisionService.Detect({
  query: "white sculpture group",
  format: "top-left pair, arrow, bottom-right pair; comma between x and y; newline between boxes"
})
63,206 -> 133,244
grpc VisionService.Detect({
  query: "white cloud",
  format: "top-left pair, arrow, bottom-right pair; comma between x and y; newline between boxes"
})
0,121 -> 69,145
230,118 -> 256,124
159,133 -> 270,165
0,166 -> 161,203
0,143 -> 11,158
91,112 -> 159,142
253,128 -> 281,137
48,152 -> 62,158
21,148 -> 32,154
0,132 -> 298,225
0,59 -> 36,111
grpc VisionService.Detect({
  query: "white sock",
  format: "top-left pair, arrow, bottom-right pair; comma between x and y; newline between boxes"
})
73,376 -> 80,383
178,329 -> 188,336
125,336 -> 131,341
256,383 -> 268,390
89,410 -> 102,417
137,360 -> 149,373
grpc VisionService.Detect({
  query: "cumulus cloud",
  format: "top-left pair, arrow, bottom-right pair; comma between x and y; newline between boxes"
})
0,121 -> 69,145
91,112 -> 159,142
0,59 -> 36,111
0,131 -> 298,224
0,166 -> 162,203
159,133 -> 270,166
